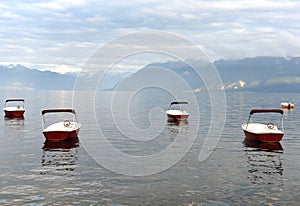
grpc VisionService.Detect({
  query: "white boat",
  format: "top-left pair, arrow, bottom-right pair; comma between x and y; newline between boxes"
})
42,109 -> 81,141
281,102 -> 294,109
166,101 -> 189,121
3,99 -> 25,117
242,109 -> 284,143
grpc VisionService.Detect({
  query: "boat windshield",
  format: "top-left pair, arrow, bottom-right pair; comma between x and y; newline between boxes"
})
169,102 -> 188,111
250,109 -> 283,115
42,110 -> 78,128
247,111 -> 284,130
4,99 -> 25,108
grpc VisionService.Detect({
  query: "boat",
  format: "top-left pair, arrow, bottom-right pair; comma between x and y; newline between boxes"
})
242,109 -> 284,143
42,109 -> 81,141
166,101 -> 189,121
281,102 -> 294,109
3,99 -> 25,117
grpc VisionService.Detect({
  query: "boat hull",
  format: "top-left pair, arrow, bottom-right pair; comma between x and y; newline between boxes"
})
167,114 -> 189,121
43,129 -> 80,141
4,110 -> 25,117
243,130 -> 284,143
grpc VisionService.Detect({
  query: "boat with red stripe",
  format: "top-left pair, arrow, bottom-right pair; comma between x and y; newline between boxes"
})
242,109 -> 284,143
3,99 -> 25,118
166,101 -> 189,121
42,109 -> 81,141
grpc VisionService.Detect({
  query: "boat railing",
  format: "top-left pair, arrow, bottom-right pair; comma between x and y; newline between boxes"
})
5,99 -> 25,103
280,115 -> 284,131
249,109 -> 284,115
246,109 -> 284,131
41,109 -> 78,128
169,101 -> 189,110
171,101 -> 188,105
42,109 -> 76,115
4,99 -> 25,108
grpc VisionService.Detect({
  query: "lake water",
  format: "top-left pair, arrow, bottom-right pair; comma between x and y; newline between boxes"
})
0,90 -> 300,205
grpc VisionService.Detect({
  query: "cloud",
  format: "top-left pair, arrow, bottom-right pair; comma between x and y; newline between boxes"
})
36,0 -> 90,11
0,0 -> 299,72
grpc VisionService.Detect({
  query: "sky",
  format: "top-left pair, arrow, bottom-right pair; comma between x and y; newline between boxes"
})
1,0 -> 300,73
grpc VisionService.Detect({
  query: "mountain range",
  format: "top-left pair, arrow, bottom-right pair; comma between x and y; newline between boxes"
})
0,64 -> 75,90
118,56 -> 300,92
215,56 -> 300,92
1,56 -> 300,92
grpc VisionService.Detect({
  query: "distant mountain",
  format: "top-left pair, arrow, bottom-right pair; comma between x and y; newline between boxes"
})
215,56 -> 300,83
2,56 -> 300,91
245,75 -> 300,92
215,56 -> 300,92
114,61 -> 204,91
113,56 -> 300,92
0,64 -> 75,90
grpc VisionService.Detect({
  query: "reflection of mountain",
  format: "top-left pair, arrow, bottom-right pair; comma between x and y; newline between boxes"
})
243,139 -> 284,186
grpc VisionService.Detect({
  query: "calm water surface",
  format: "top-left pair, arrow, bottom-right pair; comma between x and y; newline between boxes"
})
0,90 -> 300,205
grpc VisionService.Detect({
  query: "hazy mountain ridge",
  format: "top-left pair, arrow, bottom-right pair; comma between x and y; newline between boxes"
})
215,56 -> 300,92
1,56 -> 300,91
121,56 -> 300,92
0,64 -> 75,90
215,56 -> 300,83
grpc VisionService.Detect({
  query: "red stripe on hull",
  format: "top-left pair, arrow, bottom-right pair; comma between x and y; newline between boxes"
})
4,111 -> 25,117
167,114 -> 189,121
243,130 -> 283,143
43,129 -> 80,141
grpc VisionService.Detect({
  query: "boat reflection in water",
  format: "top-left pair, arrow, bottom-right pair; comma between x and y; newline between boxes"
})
41,138 -> 79,173
243,138 -> 284,186
167,119 -> 188,142
4,116 -> 25,127
4,117 -> 25,139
